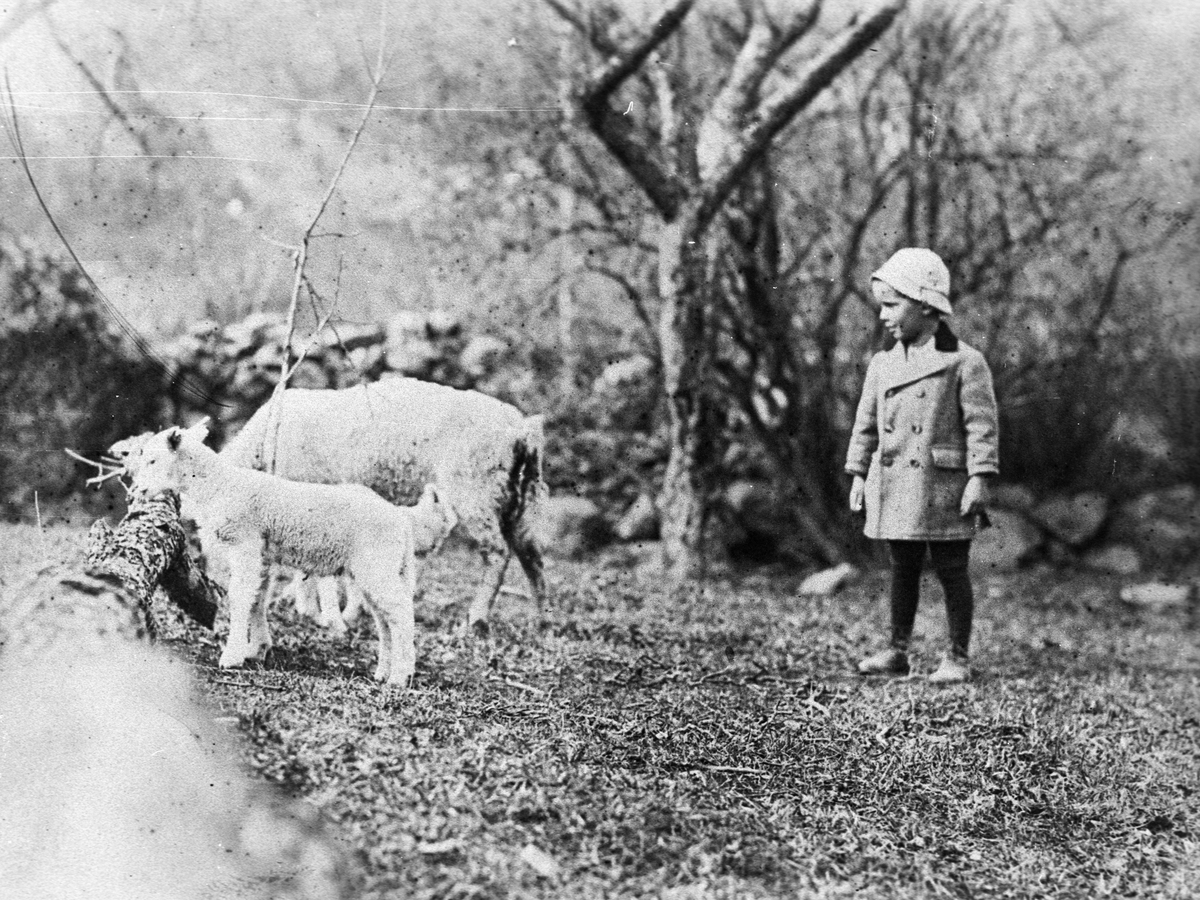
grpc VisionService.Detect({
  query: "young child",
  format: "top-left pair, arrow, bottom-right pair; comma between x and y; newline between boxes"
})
845,248 -> 999,684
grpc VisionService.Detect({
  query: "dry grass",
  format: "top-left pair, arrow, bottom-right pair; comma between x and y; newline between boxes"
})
4,524 -> 1199,899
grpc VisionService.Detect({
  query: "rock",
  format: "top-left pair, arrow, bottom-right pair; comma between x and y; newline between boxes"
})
519,844 -> 562,879
971,508 -> 1043,573
1107,411 -> 1174,461
600,540 -> 664,573
536,495 -> 610,559
592,354 -> 655,395
798,562 -> 860,596
1119,582 -> 1194,609
991,483 -> 1037,513
1108,485 -> 1200,567
1031,491 -> 1109,547
1082,544 -> 1142,576
716,479 -> 793,561
614,493 -> 659,542
385,338 -> 440,376
315,322 -> 384,353
1122,484 -> 1198,522
459,335 -> 508,377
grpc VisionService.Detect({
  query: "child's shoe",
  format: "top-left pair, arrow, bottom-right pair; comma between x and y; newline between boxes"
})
856,648 -> 910,676
928,654 -> 971,685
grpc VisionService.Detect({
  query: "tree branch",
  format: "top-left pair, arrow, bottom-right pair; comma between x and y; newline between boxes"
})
696,1 -> 821,181
695,0 -> 907,230
560,0 -> 696,218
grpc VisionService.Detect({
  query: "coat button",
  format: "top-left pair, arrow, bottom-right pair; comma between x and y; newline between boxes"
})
912,424 -> 922,434
884,424 -> 894,433
909,459 -> 920,468
918,389 -> 927,398
882,457 -> 893,467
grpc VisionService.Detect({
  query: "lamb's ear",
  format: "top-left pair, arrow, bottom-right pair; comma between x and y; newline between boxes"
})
166,428 -> 182,451
184,417 -> 211,445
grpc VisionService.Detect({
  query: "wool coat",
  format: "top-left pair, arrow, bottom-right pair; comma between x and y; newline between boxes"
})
845,333 -> 999,541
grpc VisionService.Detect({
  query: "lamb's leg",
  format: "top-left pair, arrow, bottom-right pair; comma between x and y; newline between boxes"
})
292,571 -> 320,619
385,565 -> 417,688
220,542 -> 266,669
353,556 -> 415,688
315,577 -> 349,638
245,561 -> 273,662
340,579 -> 364,625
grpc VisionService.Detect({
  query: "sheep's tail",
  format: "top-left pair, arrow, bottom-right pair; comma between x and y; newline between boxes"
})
500,415 -> 546,601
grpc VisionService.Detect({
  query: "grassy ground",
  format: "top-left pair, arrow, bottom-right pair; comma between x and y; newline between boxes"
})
5,524 -> 1200,899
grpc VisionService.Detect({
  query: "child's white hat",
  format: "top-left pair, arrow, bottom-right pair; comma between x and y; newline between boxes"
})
872,248 -> 952,315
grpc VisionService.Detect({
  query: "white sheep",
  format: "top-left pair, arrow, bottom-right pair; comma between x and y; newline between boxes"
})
219,375 -> 546,634
130,420 -> 457,686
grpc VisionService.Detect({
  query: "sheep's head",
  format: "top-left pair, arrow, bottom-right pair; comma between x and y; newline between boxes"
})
413,483 -> 458,555
129,420 -> 211,497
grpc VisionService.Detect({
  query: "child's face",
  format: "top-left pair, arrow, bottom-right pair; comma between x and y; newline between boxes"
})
873,280 -> 933,344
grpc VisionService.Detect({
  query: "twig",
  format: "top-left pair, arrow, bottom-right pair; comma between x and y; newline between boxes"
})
487,676 -> 547,696
701,764 -> 769,775
209,677 -> 287,691
34,490 -> 47,565
64,447 -> 126,486
262,26 -> 392,474
691,664 -> 740,686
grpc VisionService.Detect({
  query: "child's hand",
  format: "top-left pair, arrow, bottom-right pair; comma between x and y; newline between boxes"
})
849,475 -> 866,513
960,475 -> 991,518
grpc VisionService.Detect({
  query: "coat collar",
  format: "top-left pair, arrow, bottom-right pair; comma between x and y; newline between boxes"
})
878,336 -> 958,392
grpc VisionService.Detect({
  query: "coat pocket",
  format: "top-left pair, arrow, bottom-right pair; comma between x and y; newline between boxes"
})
931,446 -> 967,470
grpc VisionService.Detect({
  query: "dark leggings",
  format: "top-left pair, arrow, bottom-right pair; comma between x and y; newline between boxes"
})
887,540 -> 974,658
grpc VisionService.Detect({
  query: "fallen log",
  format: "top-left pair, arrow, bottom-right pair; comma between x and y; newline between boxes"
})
85,489 -> 222,635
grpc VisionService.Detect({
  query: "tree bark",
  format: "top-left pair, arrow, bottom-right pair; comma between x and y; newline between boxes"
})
85,490 -> 222,636
657,217 -> 709,591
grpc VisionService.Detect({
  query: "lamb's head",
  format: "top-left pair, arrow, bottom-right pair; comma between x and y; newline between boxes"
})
107,432 -> 154,466
128,420 -> 212,497
412,483 -> 458,556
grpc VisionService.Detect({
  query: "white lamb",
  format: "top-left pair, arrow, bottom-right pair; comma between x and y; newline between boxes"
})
219,375 -> 546,634
129,420 -> 457,686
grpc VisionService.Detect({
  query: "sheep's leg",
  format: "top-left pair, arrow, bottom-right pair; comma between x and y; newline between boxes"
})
466,551 -> 510,638
315,577 -> 349,638
363,601 -> 392,683
508,524 -> 546,608
220,542 -> 266,669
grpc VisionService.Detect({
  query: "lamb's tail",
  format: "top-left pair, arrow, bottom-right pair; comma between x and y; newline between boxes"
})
499,414 -> 546,600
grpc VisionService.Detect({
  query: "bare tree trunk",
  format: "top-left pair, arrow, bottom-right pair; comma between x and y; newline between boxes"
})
657,220 -> 709,590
